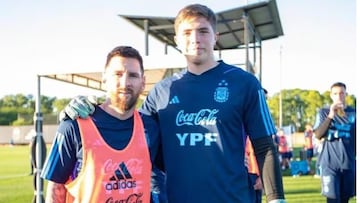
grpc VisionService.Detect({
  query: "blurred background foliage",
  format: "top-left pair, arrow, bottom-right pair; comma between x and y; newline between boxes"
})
0,89 -> 356,131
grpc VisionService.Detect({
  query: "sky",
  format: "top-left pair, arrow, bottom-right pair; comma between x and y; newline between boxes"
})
0,0 -> 357,98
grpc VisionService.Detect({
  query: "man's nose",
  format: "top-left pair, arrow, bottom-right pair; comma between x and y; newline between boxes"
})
189,31 -> 200,43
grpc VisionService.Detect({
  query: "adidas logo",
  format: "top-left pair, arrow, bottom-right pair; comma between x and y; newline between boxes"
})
169,96 -> 180,104
106,162 -> 136,190
110,162 -> 132,180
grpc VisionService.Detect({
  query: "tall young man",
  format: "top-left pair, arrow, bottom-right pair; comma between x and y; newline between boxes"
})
141,4 -> 285,202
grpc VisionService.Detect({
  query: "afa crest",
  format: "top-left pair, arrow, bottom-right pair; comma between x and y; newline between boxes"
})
214,80 -> 229,103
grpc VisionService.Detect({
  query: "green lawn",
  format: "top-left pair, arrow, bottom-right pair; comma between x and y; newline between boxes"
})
0,145 -> 356,203
0,144 -> 39,202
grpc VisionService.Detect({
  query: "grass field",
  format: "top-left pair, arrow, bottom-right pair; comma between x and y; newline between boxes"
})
0,145 -> 356,203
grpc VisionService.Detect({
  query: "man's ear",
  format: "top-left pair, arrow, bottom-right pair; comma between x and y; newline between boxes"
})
174,36 -> 177,45
174,35 -> 183,53
214,32 -> 219,44
141,75 -> 146,92
215,32 -> 219,41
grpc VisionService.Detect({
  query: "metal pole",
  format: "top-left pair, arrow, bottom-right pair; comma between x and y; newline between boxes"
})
243,13 -> 250,72
259,40 -> 262,83
144,19 -> 149,56
32,75 -> 46,203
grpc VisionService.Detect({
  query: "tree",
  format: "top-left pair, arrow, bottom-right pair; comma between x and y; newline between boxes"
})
39,96 -> 56,114
52,98 -> 72,114
0,90 -> 356,127
267,89 -> 356,131
0,94 -> 56,125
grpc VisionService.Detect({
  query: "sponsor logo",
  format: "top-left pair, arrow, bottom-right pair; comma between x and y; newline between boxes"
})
105,193 -> 143,203
106,162 -> 136,191
176,132 -> 218,146
175,109 -> 219,146
176,109 -> 218,126
169,95 -> 180,104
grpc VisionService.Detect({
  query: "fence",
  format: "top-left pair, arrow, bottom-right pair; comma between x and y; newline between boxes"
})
0,125 -> 58,144
0,125 -> 308,147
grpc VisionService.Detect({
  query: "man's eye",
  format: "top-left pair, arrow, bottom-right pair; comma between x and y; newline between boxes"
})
128,73 -> 140,78
113,73 -> 123,77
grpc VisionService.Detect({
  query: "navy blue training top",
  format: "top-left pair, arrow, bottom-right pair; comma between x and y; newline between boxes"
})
140,60 -> 276,203
313,106 -> 356,170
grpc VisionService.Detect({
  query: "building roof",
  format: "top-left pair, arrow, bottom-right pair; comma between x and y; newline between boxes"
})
40,0 -> 283,96
119,0 -> 283,50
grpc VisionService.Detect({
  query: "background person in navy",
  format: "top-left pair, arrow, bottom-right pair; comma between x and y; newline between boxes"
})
140,4 -> 285,203
313,82 -> 356,203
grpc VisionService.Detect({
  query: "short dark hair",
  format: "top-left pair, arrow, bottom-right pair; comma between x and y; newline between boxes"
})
105,46 -> 144,74
174,4 -> 217,34
330,82 -> 346,90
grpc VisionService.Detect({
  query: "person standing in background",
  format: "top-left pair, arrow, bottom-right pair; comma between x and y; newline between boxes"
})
246,136 -> 263,203
303,124 -> 314,172
313,82 -> 356,203
26,129 -> 36,175
277,129 -> 290,170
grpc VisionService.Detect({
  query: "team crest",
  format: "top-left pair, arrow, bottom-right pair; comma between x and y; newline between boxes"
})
214,80 -> 229,103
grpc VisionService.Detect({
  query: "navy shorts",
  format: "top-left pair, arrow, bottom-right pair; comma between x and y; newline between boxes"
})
320,167 -> 355,199
280,152 -> 287,159
306,148 -> 313,159
287,151 -> 293,159
280,152 -> 292,159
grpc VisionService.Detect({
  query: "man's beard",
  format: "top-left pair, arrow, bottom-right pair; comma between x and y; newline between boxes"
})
110,89 -> 139,113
